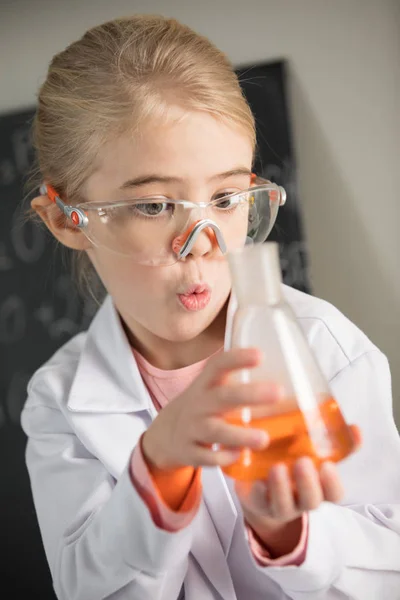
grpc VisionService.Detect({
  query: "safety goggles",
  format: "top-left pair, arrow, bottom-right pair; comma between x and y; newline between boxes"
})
40,174 -> 286,266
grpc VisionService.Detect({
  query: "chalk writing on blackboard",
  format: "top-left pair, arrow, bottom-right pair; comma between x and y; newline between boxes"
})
0,282 -> 96,428
12,126 -> 33,175
11,217 -> 46,264
0,295 -> 26,344
0,158 -> 17,186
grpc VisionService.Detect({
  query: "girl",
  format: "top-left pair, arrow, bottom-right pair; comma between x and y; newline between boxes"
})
21,14 -> 400,600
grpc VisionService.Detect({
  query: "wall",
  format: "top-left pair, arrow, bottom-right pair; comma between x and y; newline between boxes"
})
1,0 -> 399,423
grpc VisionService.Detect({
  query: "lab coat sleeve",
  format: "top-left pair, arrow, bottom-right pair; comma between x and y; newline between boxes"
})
235,350 -> 400,599
21,400 -> 193,600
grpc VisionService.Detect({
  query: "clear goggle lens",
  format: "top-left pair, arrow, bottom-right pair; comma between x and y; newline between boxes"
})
45,180 -> 285,266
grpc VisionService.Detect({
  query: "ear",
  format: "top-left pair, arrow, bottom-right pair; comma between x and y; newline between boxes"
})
31,194 -> 91,251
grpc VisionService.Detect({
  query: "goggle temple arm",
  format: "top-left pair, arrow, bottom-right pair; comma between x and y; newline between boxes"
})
251,173 -> 287,207
39,183 -> 88,228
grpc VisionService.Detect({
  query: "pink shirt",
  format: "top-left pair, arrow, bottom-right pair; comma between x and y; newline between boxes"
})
129,347 -> 308,566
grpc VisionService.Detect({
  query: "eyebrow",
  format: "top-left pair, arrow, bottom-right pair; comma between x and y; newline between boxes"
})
119,167 -> 252,190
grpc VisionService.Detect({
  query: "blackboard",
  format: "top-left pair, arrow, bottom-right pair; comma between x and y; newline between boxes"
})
0,109 -> 97,596
237,60 -> 310,292
0,60 -> 309,595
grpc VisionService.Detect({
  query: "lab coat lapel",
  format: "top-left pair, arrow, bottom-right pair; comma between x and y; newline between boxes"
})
191,499 -> 237,600
188,466 -> 239,599
65,295 -> 157,478
68,410 -> 152,481
67,295 -> 151,414
201,467 -> 238,557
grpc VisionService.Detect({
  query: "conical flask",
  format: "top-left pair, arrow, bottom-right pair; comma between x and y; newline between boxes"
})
222,242 -> 357,481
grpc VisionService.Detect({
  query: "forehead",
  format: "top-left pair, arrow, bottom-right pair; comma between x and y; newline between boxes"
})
86,111 -> 253,196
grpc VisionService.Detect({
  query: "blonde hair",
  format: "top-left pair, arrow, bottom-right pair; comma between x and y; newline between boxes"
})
27,14 -> 256,300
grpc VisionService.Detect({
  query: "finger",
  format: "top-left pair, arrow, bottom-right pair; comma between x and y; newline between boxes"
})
319,461 -> 344,502
191,445 -> 242,468
292,457 -> 324,511
268,463 -> 297,520
350,425 -> 362,450
203,347 -> 263,387
198,418 -> 269,449
235,479 -> 270,515
211,380 -> 282,412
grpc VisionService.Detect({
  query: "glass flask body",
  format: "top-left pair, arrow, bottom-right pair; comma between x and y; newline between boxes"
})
222,243 -> 356,481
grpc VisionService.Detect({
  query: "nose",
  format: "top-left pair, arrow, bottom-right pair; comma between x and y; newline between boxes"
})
172,219 -> 226,260
187,228 -> 215,259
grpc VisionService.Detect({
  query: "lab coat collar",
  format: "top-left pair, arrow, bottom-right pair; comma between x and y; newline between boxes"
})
67,291 -> 238,414
67,296 -> 152,413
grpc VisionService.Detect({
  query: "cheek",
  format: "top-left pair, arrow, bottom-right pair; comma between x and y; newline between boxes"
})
87,249 -> 169,301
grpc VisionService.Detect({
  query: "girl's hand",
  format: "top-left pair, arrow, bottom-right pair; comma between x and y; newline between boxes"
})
142,348 -> 281,470
235,426 -> 362,557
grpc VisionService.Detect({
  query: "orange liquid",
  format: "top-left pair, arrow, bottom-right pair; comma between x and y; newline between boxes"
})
221,397 -> 356,481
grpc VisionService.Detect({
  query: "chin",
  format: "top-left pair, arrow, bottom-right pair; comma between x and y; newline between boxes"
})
162,319 -> 214,343
161,305 -> 226,343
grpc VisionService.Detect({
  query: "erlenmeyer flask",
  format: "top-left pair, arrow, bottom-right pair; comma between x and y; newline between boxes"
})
222,242 -> 357,481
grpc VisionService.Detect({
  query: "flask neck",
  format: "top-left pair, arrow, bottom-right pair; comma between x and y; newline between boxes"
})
228,242 -> 283,306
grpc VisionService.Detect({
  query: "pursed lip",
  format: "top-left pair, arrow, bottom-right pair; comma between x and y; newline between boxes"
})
177,283 -> 212,311
178,283 -> 211,296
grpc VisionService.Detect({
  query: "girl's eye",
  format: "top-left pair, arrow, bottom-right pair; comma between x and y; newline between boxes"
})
134,201 -> 171,216
213,192 -> 240,209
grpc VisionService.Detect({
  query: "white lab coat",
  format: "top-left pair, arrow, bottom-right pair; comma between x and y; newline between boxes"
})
21,285 -> 400,600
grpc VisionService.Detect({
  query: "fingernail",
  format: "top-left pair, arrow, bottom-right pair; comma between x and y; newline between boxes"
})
254,430 -> 269,447
296,456 -> 314,472
321,461 -> 336,474
273,463 -> 287,476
